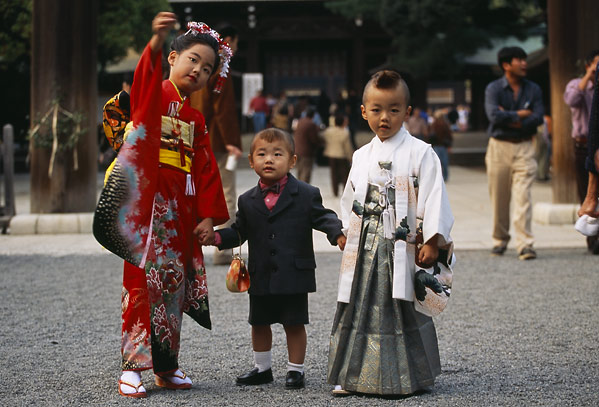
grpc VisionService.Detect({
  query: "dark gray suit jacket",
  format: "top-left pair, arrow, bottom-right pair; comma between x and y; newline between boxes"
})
217,174 -> 342,295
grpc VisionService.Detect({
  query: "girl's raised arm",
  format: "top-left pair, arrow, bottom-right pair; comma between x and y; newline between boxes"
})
149,12 -> 177,55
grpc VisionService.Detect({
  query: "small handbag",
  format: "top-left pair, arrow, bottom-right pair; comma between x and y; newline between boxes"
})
225,233 -> 250,293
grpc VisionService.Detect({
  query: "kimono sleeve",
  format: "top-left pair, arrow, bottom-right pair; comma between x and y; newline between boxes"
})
192,122 -> 229,226
416,147 -> 454,247
92,42 -> 163,266
339,150 -> 361,233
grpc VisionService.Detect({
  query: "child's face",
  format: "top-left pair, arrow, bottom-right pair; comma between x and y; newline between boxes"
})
168,43 -> 216,98
249,138 -> 297,185
361,86 -> 411,141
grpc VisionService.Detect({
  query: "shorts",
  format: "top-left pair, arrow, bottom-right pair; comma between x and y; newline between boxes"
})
248,293 -> 309,326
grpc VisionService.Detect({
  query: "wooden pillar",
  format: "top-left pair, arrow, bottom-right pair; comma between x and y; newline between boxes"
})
30,0 -> 98,213
547,0 -> 599,203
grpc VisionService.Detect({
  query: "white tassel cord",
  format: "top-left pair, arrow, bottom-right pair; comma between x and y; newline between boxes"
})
185,173 -> 196,196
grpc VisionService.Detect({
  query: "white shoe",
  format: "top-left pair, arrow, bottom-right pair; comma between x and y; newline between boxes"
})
575,215 -> 599,237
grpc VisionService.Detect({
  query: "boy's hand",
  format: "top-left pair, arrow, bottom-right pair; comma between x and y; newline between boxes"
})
150,12 -> 177,53
194,218 -> 215,246
417,240 -> 439,268
337,234 -> 347,251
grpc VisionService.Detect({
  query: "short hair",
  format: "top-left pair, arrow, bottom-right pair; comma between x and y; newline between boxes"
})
334,113 -> 345,127
305,108 -> 315,119
585,49 -> 599,66
362,70 -> 411,106
497,46 -> 527,71
250,128 -> 295,155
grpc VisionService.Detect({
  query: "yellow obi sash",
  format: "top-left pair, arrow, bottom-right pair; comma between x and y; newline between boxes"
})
159,116 -> 194,173
159,149 -> 192,172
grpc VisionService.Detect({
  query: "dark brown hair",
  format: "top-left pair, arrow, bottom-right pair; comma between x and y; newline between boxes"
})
362,69 -> 411,105
170,33 -> 220,76
250,128 -> 295,155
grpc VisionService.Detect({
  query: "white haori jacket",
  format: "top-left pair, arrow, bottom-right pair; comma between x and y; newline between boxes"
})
337,125 -> 454,303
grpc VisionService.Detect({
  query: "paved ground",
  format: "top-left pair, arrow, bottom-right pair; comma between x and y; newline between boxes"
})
0,249 -> 597,406
2,132 -> 596,405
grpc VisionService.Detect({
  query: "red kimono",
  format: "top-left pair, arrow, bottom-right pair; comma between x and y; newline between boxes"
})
114,43 -> 228,374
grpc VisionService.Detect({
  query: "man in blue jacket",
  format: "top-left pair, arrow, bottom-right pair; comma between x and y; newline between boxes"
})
484,46 -> 544,260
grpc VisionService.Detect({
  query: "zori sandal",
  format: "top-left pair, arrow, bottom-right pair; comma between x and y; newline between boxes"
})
155,369 -> 192,390
332,385 -> 352,396
118,379 -> 147,398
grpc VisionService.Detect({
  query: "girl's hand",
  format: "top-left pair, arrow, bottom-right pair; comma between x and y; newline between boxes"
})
194,218 -> 215,246
337,234 -> 347,251
150,12 -> 177,54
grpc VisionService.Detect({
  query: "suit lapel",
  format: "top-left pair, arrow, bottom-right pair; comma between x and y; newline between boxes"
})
269,173 -> 298,218
249,185 -> 270,216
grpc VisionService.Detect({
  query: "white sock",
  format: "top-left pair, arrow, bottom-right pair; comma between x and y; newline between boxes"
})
162,368 -> 192,385
120,371 -> 145,394
287,361 -> 304,374
254,350 -> 272,372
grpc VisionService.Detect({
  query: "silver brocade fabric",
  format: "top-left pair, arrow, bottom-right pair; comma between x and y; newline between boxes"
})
327,185 -> 440,395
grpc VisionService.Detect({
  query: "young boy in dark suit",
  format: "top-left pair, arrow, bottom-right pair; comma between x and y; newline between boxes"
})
206,128 -> 346,389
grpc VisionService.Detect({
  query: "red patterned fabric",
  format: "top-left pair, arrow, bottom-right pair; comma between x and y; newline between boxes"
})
120,43 -> 228,373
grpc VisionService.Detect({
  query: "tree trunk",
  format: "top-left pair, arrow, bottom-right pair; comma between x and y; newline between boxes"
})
547,0 -> 599,203
30,0 -> 98,213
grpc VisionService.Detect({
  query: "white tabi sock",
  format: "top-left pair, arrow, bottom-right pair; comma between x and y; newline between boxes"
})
287,361 -> 304,374
254,350 -> 272,372
161,368 -> 192,386
119,371 -> 145,395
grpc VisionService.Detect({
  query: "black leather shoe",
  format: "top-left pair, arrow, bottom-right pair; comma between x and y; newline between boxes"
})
236,367 -> 273,385
285,371 -> 305,389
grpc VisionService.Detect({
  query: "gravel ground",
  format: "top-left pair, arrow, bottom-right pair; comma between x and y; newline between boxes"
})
1,249 -> 598,406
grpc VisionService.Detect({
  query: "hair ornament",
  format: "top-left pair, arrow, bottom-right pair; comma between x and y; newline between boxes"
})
185,21 -> 233,93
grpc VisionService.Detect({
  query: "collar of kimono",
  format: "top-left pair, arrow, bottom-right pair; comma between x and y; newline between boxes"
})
337,125 -> 415,303
168,80 -> 186,115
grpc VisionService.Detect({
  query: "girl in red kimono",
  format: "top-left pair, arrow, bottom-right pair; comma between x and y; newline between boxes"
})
112,13 -> 231,398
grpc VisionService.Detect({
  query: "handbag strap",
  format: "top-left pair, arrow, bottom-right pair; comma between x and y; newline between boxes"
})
235,230 -> 243,257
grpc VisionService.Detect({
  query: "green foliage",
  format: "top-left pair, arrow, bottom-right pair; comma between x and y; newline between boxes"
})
325,0 -> 544,77
0,0 -> 170,72
98,0 -> 171,71
0,0 -> 32,72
